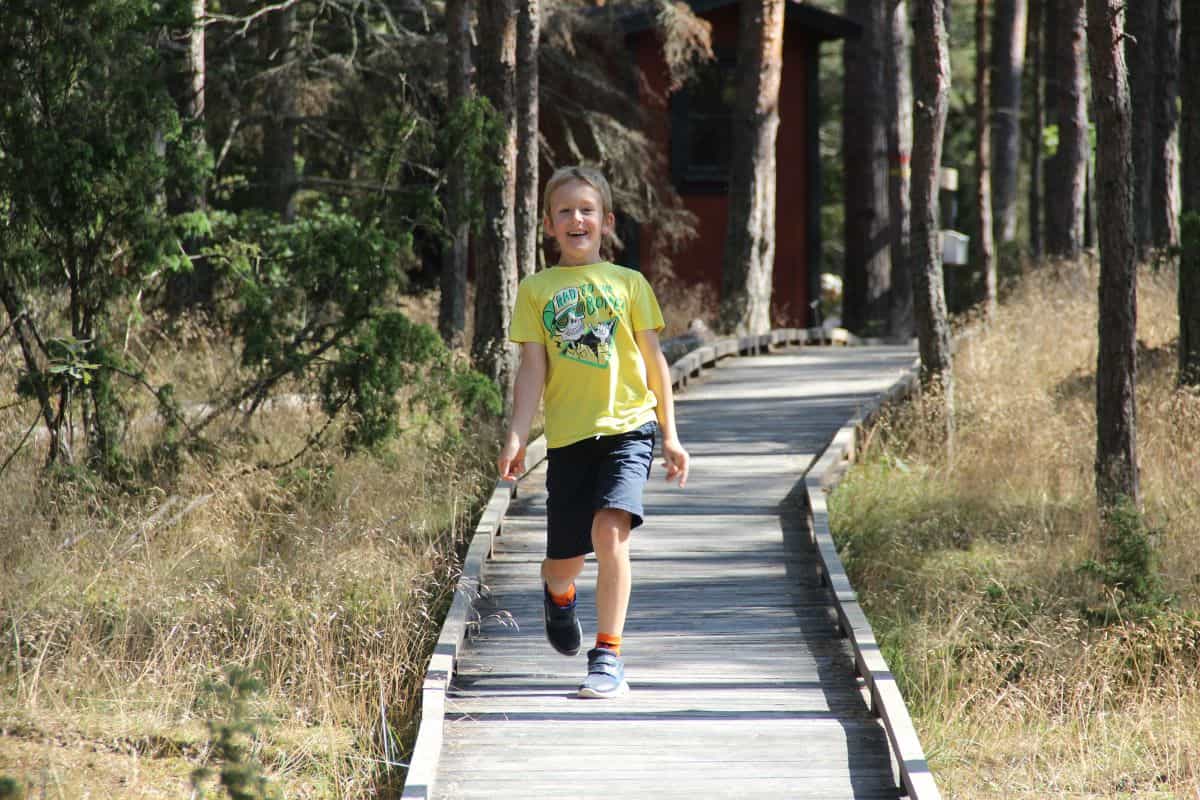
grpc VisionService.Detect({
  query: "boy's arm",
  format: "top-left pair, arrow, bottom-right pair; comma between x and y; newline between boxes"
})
498,342 -> 547,481
635,329 -> 689,488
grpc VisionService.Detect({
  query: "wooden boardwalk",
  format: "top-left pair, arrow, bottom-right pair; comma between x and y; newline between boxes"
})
432,345 -> 919,799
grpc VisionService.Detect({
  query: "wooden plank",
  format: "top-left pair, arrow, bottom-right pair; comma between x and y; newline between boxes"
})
436,779 -> 903,800
715,338 -> 741,359
669,362 -> 688,386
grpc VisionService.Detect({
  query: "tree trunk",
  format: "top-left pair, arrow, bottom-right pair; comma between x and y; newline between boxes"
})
1125,0 -> 1156,255
911,0 -> 955,448
842,0 -> 891,336
976,0 -> 997,320
1180,0 -> 1200,385
1182,215 -> 1200,385
1151,0 -> 1180,250
260,5 -> 297,221
1084,135 -> 1097,248
473,0 -> 520,405
1027,0 -> 1043,257
166,0 -> 212,312
439,0 -> 473,348
1087,0 -> 1140,510
516,0 -> 540,281
720,0 -> 785,336
885,0 -> 914,340
990,0 -> 1027,245
1044,0 -> 1086,259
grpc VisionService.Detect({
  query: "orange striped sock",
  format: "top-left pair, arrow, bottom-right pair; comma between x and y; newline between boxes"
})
595,633 -> 622,655
548,583 -> 576,607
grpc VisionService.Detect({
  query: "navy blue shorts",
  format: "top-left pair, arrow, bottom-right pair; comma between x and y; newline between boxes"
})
544,421 -> 657,560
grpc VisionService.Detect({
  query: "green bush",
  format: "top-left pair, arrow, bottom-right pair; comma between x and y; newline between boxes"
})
1079,501 -> 1171,618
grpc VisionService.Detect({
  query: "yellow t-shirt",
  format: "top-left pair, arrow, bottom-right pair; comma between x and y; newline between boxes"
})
509,262 -> 665,448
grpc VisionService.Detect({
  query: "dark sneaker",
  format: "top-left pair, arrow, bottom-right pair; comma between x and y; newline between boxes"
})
543,584 -> 582,656
577,647 -> 630,698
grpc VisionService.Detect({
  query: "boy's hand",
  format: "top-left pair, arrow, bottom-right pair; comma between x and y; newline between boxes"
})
661,437 -> 689,488
497,431 -> 526,481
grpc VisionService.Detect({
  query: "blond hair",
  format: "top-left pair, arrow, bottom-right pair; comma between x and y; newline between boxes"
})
542,165 -> 614,219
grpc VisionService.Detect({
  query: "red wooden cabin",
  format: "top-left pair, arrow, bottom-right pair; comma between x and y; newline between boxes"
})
623,1 -> 857,327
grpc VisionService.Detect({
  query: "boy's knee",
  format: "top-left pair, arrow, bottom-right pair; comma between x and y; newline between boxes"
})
591,509 -> 631,559
593,508 -> 632,536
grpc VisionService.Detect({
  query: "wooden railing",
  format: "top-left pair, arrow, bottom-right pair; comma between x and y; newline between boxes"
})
400,328 -> 940,800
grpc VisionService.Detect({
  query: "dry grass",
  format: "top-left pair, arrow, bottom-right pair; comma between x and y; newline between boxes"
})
0,311 -> 501,797
831,256 -> 1200,799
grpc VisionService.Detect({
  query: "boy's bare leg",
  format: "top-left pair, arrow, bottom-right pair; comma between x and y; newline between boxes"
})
541,555 -> 585,595
591,509 -> 633,637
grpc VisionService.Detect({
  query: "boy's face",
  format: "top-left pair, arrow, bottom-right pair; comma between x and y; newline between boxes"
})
543,179 -> 614,266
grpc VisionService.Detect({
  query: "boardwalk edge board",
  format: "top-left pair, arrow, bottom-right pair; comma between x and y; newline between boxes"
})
804,353 -> 941,800
401,326 -> 927,799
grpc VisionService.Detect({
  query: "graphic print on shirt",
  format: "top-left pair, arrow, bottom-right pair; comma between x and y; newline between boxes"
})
542,283 -> 627,368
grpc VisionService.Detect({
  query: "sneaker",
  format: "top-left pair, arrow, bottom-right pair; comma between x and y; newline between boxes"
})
542,584 -> 582,656
577,647 -> 630,698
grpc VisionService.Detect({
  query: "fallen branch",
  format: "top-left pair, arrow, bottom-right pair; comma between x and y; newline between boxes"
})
126,494 -> 214,550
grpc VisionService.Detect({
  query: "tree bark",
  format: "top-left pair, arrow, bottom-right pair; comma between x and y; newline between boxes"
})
260,5 -> 297,221
1087,0 -> 1140,510
473,0 -> 520,405
439,0 -> 473,348
183,0 -> 206,191
1182,215 -> 1200,385
1151,0 -> 1180,250
516,0 -> 540,281
990,0 -> 1026,245
911,0 -> 955,448
720,0 -> 785,336
885,0 -> 914,340
842,0 -> 892,336
1044,0 -> 1086,259
1180,0 -> 1200,385
1084,126 -> 1097,248
166,0 -> 212,311
1027,0 -> 1043,257
1125,0 -> 1156,255
976,0 -> 997,320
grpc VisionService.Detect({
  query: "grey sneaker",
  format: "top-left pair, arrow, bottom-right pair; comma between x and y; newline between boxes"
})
577,647 -> 630,698
543,584 -> 582,656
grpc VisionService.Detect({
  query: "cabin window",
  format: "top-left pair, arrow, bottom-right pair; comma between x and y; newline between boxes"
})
670,54 -> 737,192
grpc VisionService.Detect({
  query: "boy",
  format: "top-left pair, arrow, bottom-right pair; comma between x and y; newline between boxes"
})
497,165 -> 689,698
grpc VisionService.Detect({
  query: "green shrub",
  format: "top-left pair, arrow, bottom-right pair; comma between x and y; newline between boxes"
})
1079,500 -> 1171,619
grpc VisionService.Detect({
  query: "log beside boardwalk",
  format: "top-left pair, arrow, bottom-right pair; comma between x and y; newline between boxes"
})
405,332 -> 939,799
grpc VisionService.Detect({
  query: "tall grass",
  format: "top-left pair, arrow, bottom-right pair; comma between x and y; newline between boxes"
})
0,312 -> 501,797
831,257 -> 1200,799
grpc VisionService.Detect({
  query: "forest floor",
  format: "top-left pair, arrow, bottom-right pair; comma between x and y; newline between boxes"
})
0,305 -> 503,798
830,256 -> 1200,799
